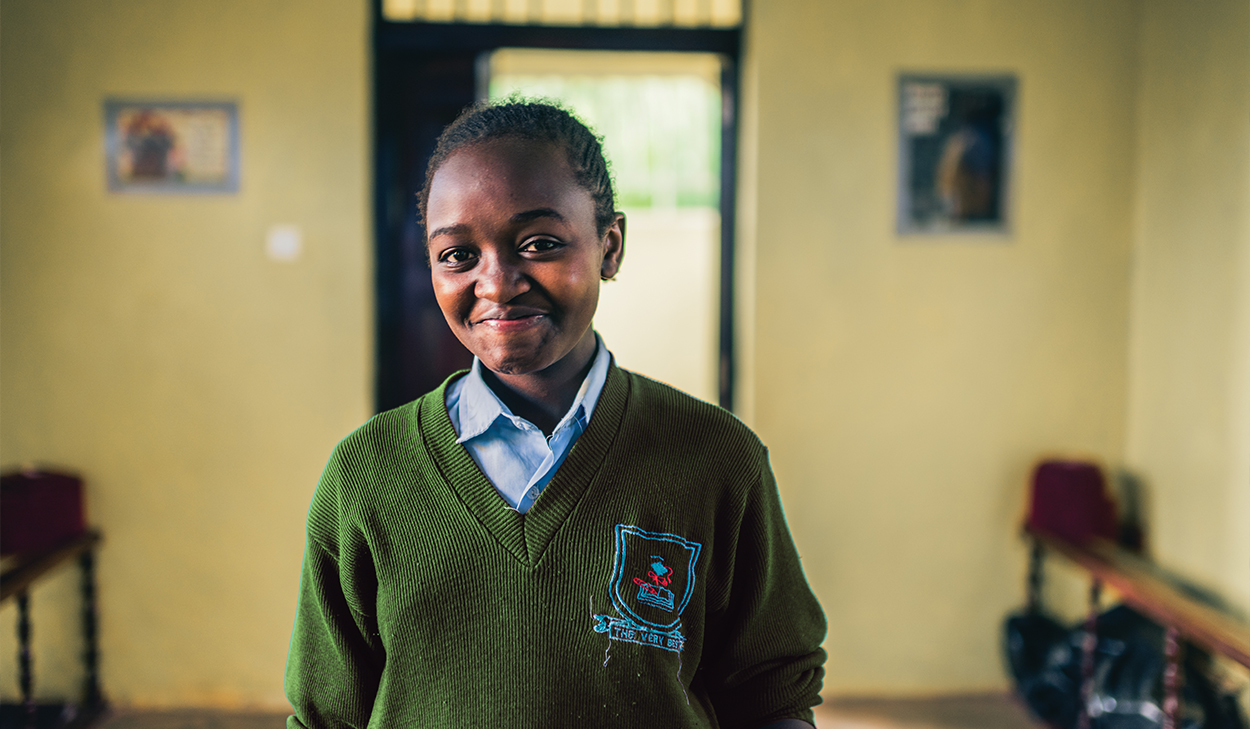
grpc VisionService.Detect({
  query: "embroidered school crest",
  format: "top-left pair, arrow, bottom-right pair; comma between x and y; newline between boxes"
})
592,524 -> 702,653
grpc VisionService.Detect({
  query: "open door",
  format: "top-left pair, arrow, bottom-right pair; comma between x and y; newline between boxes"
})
373,3 -> 741,411
487,48 -> 723,403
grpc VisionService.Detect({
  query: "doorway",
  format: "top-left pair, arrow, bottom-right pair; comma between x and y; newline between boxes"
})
487,48 -> 722,403
373,12 -> 740,411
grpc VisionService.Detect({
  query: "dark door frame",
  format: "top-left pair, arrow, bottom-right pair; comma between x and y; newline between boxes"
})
373,4 -> 742,411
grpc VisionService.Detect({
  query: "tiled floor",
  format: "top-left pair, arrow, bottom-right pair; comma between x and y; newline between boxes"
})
99,694 -> 1042,728
99,712 -> 287,729
814,694 -> 1042,728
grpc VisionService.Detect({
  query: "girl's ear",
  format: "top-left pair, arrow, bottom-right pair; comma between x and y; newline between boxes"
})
600,212 -> 626,281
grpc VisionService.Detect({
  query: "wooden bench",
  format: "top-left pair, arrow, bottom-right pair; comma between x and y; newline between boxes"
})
1026,527 -> 1250,729
0,530 -> 105,729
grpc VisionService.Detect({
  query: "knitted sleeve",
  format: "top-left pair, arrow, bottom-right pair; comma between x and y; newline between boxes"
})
286,449 -> 385,729
704,449 -> 827,729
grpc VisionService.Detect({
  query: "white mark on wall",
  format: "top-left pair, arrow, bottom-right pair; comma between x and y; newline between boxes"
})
266,224 -> 303,262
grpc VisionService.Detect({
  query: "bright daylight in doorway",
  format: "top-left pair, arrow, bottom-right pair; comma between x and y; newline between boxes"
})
489,48 -> 723,404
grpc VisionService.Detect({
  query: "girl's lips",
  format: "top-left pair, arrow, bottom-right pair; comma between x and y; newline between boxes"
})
476,313 -> 546,331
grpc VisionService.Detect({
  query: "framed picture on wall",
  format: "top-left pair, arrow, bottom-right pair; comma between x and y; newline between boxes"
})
897,75 -> 1015,235
104,100 -> 240,193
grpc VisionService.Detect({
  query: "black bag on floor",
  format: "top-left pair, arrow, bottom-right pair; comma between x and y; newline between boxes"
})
1004,605 -> 1248,729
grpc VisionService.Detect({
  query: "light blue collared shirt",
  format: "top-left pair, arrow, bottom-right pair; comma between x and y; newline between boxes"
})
445,335 -> 612,513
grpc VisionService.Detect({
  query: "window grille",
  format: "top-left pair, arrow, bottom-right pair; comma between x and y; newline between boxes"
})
382,0 -> 742,28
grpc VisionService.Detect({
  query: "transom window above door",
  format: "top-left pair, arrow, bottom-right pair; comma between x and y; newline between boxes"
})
382,0 -> 742,28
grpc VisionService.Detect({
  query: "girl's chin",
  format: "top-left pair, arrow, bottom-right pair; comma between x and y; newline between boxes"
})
470,327 -> 594,377
478,350 -> 554,377
478,344 -> 584,378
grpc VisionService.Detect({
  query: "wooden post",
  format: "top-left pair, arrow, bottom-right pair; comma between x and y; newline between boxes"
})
1078,577 -> 1102,729
80,550 -> 102,707
1162,626 -> 1183,729
1026,538 -> 1044,614
17,591 -> 35,729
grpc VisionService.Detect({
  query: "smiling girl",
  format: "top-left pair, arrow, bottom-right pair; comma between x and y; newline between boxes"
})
286,101 -> 826,729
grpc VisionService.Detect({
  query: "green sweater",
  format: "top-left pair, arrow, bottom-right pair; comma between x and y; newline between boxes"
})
286,365 -> 826,728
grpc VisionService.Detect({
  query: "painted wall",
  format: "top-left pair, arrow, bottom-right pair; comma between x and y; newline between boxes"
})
0,0 -> 370,707
1125,0 -> 1250,611
739,0 -> 1138,694
2,0 -> 1245,710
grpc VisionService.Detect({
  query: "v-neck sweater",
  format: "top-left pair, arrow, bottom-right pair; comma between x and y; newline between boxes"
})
286,365 -> 826,729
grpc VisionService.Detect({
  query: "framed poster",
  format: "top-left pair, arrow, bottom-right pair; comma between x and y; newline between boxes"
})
104,100 -> 239,193
898,75 -> 1015,235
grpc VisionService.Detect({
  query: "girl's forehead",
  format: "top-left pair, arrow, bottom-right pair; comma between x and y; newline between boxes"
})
429,139 -> 589,213
446,137 -> 567,177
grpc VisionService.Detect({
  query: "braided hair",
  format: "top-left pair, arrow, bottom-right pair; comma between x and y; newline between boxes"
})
418,99 -> 619,244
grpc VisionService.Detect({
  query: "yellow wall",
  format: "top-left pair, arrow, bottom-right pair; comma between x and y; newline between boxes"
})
0,0 -> 370,707
1125,0 -> 1250,610
740,0 -> 1138,694
2,0 -> 1245,711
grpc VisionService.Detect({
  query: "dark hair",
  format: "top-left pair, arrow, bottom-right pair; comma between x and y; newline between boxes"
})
417,99 -> 618,241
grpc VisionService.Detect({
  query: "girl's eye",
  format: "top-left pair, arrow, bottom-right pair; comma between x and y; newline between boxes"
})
520,237 -> 561,253
438,248 -> 476,265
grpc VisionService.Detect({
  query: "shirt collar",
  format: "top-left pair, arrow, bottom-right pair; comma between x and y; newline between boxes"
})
455,333 -> 612,444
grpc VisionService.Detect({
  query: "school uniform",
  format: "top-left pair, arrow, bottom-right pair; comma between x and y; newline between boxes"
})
286,341 -> 826,728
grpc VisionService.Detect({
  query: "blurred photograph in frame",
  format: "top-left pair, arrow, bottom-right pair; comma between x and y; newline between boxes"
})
897,75 -> 1015,235
105,100 -> 239,193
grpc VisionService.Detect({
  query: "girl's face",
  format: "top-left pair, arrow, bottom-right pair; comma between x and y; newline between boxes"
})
426,138 -> 624,377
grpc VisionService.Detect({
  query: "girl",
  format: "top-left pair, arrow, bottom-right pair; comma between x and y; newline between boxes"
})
286,101 -> 826,729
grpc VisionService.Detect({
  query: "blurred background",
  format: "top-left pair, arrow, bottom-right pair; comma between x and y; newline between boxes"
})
0,0 -> 1246,720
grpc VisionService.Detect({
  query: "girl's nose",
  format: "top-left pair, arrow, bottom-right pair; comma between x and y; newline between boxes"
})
474,254 -> 530,302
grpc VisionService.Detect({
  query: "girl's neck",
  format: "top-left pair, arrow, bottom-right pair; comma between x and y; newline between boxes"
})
483,330 -> 598,436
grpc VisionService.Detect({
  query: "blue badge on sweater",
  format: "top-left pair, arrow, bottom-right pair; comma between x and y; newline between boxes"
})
592,524 -> 702,653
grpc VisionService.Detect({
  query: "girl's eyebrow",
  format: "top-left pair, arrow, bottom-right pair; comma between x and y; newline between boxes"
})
428,223 -> 469,240
429,209 -> 566,241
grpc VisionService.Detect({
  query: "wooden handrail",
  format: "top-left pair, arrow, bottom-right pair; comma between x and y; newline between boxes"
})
1028,527 -> 1250,669
0,530 -> 102,603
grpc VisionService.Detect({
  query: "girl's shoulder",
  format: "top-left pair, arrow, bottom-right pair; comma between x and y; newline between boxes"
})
334,372 -> 465,463
617,367 -> 767,460
321,383 -> 452,495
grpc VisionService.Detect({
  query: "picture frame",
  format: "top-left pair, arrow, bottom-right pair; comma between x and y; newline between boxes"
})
104,99 -> 240,193
897,75 -> 1015,235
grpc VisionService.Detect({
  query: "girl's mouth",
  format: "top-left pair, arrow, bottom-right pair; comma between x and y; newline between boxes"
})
479,314 -> 545,331
473,306 -> 549,331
